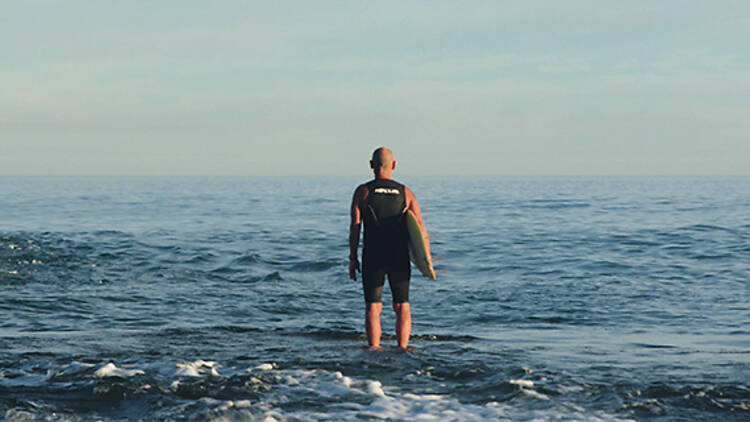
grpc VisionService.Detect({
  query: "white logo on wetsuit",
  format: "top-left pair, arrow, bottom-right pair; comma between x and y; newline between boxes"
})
373,188 -> 399,194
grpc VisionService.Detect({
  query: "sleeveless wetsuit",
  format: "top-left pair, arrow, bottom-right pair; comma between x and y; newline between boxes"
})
361,178 -> 411,303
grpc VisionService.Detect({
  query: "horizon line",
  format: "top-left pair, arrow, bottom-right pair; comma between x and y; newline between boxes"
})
2,173 -> 749,178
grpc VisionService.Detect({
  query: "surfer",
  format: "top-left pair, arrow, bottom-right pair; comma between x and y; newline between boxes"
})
349,147 -> 430,349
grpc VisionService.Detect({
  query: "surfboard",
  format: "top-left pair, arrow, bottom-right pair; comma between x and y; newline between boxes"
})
405,210 -> 436,280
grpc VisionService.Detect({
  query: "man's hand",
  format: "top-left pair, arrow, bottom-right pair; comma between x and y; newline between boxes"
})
349,257 -> 360,280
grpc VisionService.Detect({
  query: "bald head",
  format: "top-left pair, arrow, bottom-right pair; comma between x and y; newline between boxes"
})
370,147 -> 396,178
370,147 -> 394,169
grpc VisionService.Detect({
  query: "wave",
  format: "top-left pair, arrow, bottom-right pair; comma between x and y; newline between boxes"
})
681,224 -> 737,233
622,382 -> 750,418
10,355 -> 747,421
0,358 -> 642,422
288,259 -> 341,272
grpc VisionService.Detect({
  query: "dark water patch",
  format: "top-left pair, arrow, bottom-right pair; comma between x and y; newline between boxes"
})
214,325 -> 264,334
2,297 -> 94,315
520,199 -> 591,210
90,229 -> 132,237
521,268 -> 566,277
452,376 -> 530,404
470,313 -> 517,325
622,382 -> 750,420
468,312 -> 593,328
412,334 -> 478,342
579,260 -> 634,272
183,251 -> 220,264
630,343 -> 677,349
527,315 -> 585,325
690,253 -> 736,260
296,328 -> 363,341
209,254 -> 266,281
233,252 -> 261,265
224,274 -> 263,284
209,265 -> 239,275
475,263 -> 505,273
609,234 -> 661,247
682,224 -> 737,234
262,271 -> 283,282
289,259 -> 341,272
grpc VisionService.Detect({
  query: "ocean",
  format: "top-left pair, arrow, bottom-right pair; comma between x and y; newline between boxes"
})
1,176 -> 748,421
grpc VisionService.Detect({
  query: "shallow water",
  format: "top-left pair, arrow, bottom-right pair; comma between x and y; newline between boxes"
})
1,176 -> 749,421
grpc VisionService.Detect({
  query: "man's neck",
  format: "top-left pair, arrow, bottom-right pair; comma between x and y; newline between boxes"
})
373,171 -> 391,180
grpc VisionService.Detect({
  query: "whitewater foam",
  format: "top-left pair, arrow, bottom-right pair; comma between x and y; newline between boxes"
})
253,363 -> 276,371
221,366 -> 635,422
522,388 -> 550,400
509,379 -> 534,387
176,360 -> 220,377
3,358 -> 640,422
94,362 -> 144,378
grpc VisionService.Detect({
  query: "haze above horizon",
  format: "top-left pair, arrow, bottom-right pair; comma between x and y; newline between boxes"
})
2,1 -> 748,177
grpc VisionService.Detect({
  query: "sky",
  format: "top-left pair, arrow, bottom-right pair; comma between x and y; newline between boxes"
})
2,1 -> 749,176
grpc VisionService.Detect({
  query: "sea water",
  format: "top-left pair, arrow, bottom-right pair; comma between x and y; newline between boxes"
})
1,176 -> 748,421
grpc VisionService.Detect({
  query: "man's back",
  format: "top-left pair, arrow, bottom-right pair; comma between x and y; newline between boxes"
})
362,179 -> 409,266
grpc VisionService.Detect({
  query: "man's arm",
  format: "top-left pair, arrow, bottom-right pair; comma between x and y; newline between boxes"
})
349,185 -> 366,280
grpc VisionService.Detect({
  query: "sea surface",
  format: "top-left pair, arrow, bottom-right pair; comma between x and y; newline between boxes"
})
1,176 -> 749,421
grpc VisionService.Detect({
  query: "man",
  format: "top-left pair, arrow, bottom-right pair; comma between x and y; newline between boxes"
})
349,147 -> 431,349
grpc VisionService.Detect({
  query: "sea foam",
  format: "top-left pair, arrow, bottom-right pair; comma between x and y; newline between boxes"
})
218,366 -> 634,422
175,360 -> 220,377
94,362 -> 144,378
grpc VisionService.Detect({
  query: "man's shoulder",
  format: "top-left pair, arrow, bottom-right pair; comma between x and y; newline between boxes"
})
355,182 -> 370,193
353,183 -> 370,202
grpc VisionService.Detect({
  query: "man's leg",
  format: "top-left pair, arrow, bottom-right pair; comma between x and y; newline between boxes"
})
393,302 -> 411,349
362,263 -> 385,349
365,302 -> 383,349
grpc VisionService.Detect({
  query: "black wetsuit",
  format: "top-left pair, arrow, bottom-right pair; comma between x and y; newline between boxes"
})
361,178 -> 411,303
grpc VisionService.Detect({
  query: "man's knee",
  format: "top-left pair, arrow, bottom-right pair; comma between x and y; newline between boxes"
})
367,302 -> 383,315
392,301 -> 410,315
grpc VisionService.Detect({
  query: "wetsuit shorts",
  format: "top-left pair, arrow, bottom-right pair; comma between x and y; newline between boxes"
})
362,259 -> 410,304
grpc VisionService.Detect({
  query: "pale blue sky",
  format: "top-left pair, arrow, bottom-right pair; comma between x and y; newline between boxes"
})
2,1 -> 748,176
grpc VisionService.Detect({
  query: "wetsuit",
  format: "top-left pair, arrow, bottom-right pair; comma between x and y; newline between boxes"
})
361,178 -> 411,303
